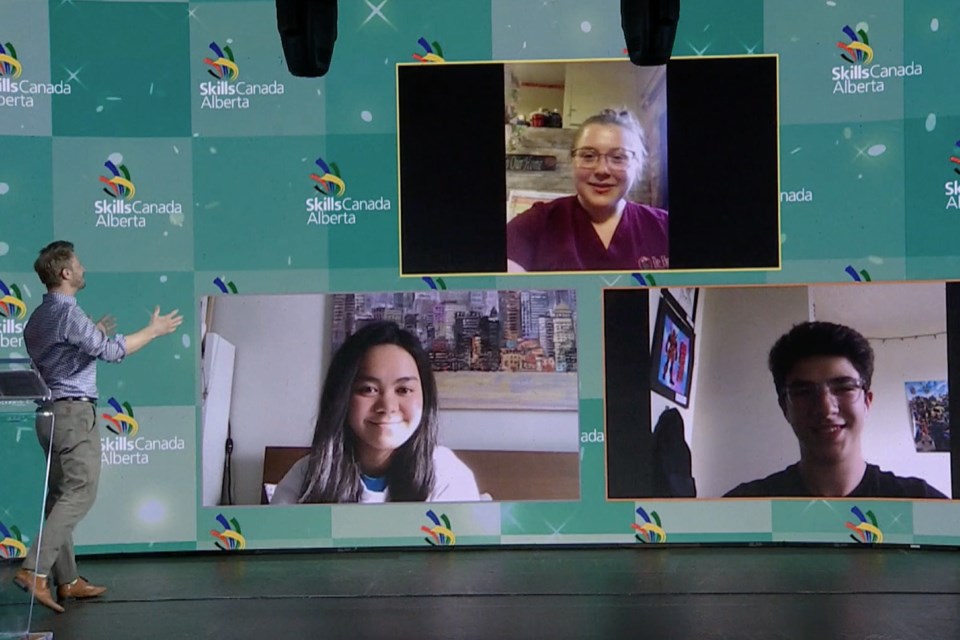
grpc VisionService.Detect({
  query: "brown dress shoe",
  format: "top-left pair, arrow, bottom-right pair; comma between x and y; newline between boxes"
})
13,568 -> 65,613
57,576 -> 107,600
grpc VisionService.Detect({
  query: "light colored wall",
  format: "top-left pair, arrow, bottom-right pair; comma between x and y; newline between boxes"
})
690,284 -> 950,498
208,294 -> 327,506
207,293 -> 578,505
861,331 -> 949,495
691,286 -> 811,498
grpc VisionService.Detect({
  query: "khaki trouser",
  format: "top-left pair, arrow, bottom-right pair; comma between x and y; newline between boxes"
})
23,400 -> 101,585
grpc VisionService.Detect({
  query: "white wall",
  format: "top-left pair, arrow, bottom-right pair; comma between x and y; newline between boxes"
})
209,294 -> 327,506
689,283 -> 950,498
861,332 -> 949,495
690,286 -> 809,497
206,293 -> 579,505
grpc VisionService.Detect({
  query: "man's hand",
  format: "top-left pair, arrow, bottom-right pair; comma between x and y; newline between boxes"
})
148,306 -> 184,337
95,314 -> 117,336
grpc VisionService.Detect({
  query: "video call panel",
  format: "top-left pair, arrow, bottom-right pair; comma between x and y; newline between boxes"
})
201,289 -> 581,506
398,56 -> 779,276
605,282 -> 958,500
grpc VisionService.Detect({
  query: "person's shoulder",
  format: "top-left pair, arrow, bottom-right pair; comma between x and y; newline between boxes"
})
724,464 -> 802,497
867,465 -> 948,499
433,446 -> 473,473
271,455 -> 311,504
513,195 -> 577,223
626,201 -> 669,224
430,446 -> 481,501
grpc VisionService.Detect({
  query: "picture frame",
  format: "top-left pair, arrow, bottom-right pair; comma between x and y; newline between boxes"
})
330,290 -> 579,411
904,380 -> 950,453
650,295 -> 695,408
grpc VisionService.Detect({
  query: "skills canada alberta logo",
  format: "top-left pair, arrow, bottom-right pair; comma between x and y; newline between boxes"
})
305,156 -> 391,226
0,521 -> 27,559
0,279 -> 27,349
946,140 -> 960,210
0,40 -> 70,108
631,507 -> 667,543
845,506 -> 883,544
93,156 -> 183,229
211,514 -> 246,551
421,510 -> 456,546
831,24 -> 922,95
199,41 -> 284,110
100,397 -> 186,467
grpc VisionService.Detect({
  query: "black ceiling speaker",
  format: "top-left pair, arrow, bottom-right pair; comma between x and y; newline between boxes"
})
621,0 -> 680,66
276,0 -> 338,77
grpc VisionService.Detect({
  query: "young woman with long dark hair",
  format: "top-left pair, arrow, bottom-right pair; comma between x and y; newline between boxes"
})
272,321 -> 480,503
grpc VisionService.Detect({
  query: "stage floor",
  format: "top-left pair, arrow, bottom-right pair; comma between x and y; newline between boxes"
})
3,546 -> 960,639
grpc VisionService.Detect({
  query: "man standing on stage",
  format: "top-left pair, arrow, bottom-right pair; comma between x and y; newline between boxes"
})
14,241 -> 183,612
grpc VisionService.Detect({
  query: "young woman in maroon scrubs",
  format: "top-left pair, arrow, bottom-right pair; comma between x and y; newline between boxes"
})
507,109 -> 669,272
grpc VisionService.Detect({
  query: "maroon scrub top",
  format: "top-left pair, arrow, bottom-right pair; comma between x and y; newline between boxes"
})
506,195 -> 669,272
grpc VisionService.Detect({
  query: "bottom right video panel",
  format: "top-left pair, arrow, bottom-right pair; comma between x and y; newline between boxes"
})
604,281 -> 960,501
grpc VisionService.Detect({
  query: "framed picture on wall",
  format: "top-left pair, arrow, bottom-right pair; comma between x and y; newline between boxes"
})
650,296 -> 695,408
904,380 -> 950,453
329,289 -> 580,411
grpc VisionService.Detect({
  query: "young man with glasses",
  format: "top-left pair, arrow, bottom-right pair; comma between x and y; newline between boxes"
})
724,321 -> 947,498
506,108 -> 669,273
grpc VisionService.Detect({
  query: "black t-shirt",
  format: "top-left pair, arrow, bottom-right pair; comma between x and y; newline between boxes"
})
724,463 -> 948,499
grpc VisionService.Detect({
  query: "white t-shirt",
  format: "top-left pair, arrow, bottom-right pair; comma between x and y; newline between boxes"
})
271,446 -> 481,504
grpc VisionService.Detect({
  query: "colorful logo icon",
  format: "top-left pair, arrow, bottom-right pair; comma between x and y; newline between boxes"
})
310,157 -> 346,197
0,41 -> 22,78
213,276 -> 238,294
844,265 -> 872,282
632,273 -> 657,287
0,280 -> 27,319
99,159 -> 136,201
837,25 -> 874,65
845,506 -> 883,544
951,140 -> 960,176
632,507 -> 666,543
0,522 -> 26,559
101,397 -> 139,437
211,514 -> 246,551
204,42 -> 239,81
421,277 -> 447,291
413,37 -> 444,63
421,510 -> 455,546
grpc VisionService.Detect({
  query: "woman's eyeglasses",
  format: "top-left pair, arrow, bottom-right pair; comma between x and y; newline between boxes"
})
781,377 -> 868,406
571,147 -> 636,170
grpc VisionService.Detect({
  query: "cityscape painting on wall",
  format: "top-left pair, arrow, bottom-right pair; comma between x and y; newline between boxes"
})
330,290 -> 579,411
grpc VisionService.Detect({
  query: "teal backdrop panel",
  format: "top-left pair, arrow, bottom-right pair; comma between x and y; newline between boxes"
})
0,138 -> 54,272
48,1 -> 192,138
0,410 -> 47,561
0,0 -> 53,136
192,135 -> 331,270
777,122 -> 906,263
325,0 -> 493,136
188,1 -> 327,138
51,137 -> 194,272
73,271 -> 196,407
765,0 -> 906,126
199,507 -> 333,552
76,406 -> 198,547
772,500 -> 915,546
323,134 -> 399,270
